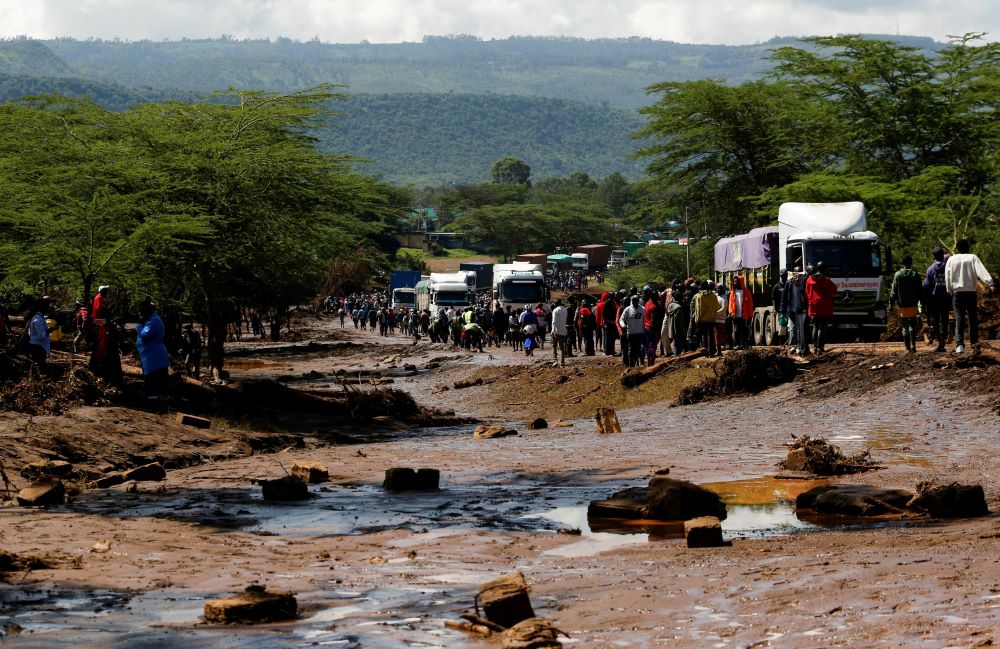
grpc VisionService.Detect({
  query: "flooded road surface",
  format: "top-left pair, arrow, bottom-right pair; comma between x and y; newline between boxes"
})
3,326 -> 1000,647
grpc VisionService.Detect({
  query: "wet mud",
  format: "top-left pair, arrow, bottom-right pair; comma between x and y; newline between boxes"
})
3,321 -> 1000,647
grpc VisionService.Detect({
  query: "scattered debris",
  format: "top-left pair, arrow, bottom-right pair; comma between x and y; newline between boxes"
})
473,425 -> 518,439
89,473 -> 127,489
175,413 -> 211,429
907,481 -> 989,518
781,435 -> 881,475
91,539 -> 111,553
17,479 -> 65,507
0,549 -> 54,577
383,467 -> 440,491
454,378 -> 485,389
684,516 -> 725,548
594,407 -> 621,435
444,619 -> 493,636
554,420 -> 573,428
478,571 -> 535,629
501,618 -> 567,649
203,585 -> 298,624
677,349 -> 797,405
258,475 -> 310,501
527,417 -> 548,430
291,461 -> 330,484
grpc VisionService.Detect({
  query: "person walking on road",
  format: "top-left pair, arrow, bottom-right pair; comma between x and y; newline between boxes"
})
890,255 -> 923,353
550,299 -> 568,367
945,239 -> 994,353
805,262 -> 837,353
26,297 -> 54,368
924,247 -> 951,351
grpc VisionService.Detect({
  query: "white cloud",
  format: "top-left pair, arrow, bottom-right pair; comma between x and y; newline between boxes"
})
0,0 -> 994,43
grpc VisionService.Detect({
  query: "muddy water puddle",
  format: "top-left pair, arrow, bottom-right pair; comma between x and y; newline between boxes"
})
829,426 -> 933,468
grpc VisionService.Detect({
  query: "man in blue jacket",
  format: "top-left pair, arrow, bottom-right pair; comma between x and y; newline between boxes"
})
135,299 -> 170,400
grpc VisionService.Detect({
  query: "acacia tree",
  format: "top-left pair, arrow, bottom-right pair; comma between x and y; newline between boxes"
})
490,156 -> 532,185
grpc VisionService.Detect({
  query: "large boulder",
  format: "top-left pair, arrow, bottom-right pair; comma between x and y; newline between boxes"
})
259,475 -> 309,501
291,462 -> 330,484
20,460 -> 72,480
644,478 -> 728,521
796,485 -> 913,516
684,516 -> 724,548
588,478 -> 727,522
907,482 -> 989,518
123,463 -> 166,482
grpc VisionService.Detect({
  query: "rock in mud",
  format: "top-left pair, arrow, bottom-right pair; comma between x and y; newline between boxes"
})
527,417 -> 548,430
20,460 -> 72,480
175,413 -> 211,429
259,475 -> 310,501
907,482 -> 989,518
501,618 -> 565,648
383,467 -> 440,491
291,462 -> 330,484
123,462 -> 166,482
588,478 -> 727,522
594,407 -> 621,434
478,571 -> 535,629
89,473 -> 127,489
473,425 -> 518,439
684,516 -> 724,548
645,478 -> 728,521
796,484 -> 913,516
203,585 -> 297,624
17,479 -> 65,507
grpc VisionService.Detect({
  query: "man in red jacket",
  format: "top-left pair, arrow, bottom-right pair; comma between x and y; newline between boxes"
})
805,262 -> 837,353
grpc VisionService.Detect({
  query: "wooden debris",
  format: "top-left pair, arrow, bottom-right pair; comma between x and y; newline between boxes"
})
478,571 -> 535,629
595,408 -> 621,435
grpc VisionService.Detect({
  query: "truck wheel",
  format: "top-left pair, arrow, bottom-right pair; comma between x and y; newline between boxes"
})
763,311 -> 775,346
752,312 -> 764,346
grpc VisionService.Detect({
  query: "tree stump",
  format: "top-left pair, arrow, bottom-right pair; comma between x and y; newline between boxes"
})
594,408 -> 621,434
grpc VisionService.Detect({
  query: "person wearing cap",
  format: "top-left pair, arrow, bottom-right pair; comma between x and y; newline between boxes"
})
805,262 -> 837,353
26,296 -> 54,367
135,298 -> 170,400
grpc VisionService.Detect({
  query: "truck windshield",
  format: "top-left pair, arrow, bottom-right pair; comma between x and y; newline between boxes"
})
393,290 -> 415,306
501,280 -> 544,304
435,291 -> 469,306
806,240 -> 881,276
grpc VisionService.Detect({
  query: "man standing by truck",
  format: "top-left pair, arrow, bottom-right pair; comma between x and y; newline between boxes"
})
728,276 -> 754,349
945,239 -> 994,353
890,255 -> 923,353
805,262 -> 837,353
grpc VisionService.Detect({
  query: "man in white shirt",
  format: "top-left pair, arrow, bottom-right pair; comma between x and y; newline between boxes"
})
945,239 -> 994,353
550,299 -> 568,367
618,295 -> 646,367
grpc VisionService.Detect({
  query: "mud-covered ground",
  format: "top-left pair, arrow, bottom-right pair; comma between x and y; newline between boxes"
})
2,317 -> 1000,648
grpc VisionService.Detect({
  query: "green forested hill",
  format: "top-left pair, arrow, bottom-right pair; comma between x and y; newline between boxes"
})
0,38 -> 71,76
39,34 -> 941,110
325,93 -> 646,185
0,73 -> 196,110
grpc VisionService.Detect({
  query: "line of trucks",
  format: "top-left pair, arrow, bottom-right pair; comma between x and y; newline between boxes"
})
386,202 -> 890,340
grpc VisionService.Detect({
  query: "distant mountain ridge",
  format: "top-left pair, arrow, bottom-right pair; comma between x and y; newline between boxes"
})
0,34 -> 945,185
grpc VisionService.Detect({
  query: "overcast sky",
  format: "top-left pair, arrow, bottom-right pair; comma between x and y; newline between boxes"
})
0,0 -> 993,44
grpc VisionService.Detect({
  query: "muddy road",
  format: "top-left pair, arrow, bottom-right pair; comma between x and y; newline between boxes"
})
2,318 -> 999,647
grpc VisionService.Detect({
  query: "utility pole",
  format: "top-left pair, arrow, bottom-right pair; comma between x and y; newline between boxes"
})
685,207 -> 690,278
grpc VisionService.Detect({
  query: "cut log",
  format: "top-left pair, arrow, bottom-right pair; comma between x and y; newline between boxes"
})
291,462 -> 330,484
594,408 -> 622,435
684,516 -> 724,548
175,413 -> 211,429
203,585 -> 297,624
478,571 -> 535,629
620,350 -> 704,388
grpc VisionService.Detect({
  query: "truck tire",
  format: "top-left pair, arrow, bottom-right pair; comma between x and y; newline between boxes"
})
763,311 -> 775,346
752,311 -> 764,346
